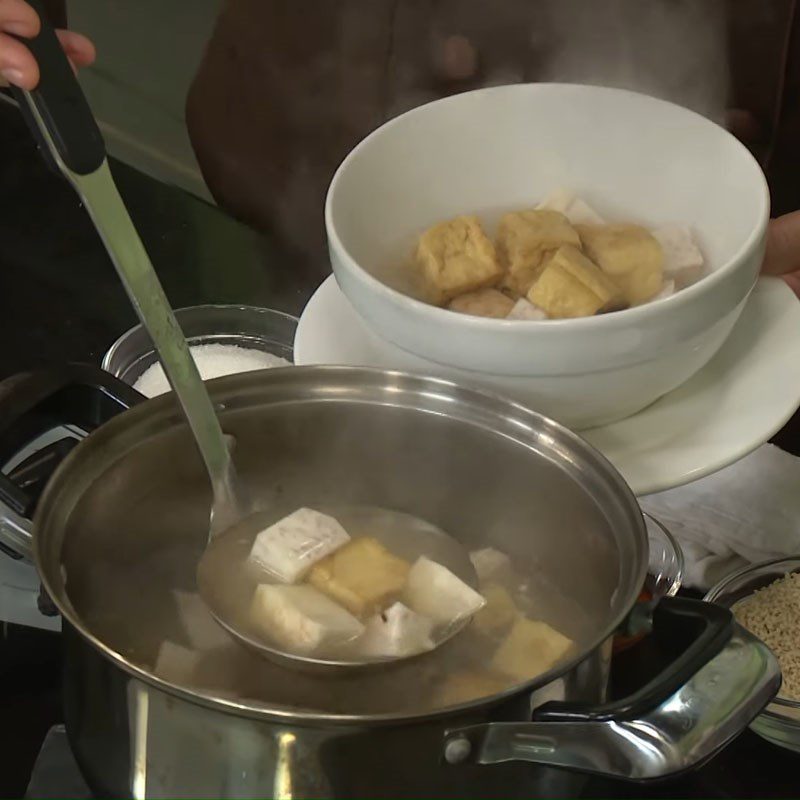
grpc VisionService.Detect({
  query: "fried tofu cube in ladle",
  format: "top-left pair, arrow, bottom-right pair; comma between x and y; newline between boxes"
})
308,537 -> 410,618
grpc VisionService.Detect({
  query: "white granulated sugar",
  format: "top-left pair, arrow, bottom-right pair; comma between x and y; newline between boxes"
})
133,343 -> 290,398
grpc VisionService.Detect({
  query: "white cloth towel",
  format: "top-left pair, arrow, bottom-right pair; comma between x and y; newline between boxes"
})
640,444 -> 800,590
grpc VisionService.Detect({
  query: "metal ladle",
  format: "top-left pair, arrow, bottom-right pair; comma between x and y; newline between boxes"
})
13,4 -> 477,673
197,505 -> 480,675
11,1 -> 243,538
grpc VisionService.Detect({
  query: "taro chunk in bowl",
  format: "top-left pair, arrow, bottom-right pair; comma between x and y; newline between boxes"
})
326,84 -> 769,429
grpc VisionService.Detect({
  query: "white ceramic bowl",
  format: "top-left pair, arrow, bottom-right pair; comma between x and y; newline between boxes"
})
326,84 -> 769,429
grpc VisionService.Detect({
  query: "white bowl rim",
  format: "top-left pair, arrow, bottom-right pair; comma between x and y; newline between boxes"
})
325,82 -> 770,332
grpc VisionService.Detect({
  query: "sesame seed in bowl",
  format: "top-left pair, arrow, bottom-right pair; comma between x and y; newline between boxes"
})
706,556 -> 800,751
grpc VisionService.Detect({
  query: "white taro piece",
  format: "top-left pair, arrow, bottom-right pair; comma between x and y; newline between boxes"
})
154,640 -> 199,683
652,226 -> 704,286
403,556 -> 486,627
537,189 -> 605,226
248,508 -> 350,583
358,602 -> 435,658
506,298 -> 548,321
249,584 -> 365,654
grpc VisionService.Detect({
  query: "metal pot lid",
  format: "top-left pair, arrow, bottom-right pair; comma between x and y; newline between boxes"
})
32,366 -> 647,722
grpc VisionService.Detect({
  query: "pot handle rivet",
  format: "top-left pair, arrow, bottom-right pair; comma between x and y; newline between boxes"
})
444,736 -> 472,764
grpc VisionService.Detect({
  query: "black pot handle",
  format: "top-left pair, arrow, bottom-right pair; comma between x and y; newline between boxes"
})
443,596 -> 781,781
532,596 -> 732,723
0,364 -> 144,558
9,0 -> 105,176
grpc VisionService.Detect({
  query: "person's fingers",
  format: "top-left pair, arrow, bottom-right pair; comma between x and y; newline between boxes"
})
763,211 -> 800,276
55,29 -> 95,67
0,0 -> 40,38
784,271 -> 800,300
725,108 -> 762,147
0,27 -> 95,88
0,29 -> 37,88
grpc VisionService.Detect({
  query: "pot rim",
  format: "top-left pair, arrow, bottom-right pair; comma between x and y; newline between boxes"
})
34,365 -> 647,724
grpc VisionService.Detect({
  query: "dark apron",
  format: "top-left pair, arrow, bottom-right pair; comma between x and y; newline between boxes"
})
49,0 -> 796,275
185,0 -> 799,276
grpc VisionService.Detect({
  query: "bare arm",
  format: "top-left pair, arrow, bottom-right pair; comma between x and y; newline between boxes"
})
763,212 -> 800,297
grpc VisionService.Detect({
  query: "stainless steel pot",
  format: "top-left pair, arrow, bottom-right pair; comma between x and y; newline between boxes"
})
0,365 -> 779,798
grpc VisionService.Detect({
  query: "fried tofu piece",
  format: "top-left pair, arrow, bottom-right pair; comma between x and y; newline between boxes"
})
491,617 -> 574,682
448,288 -> 515,319
473,584 -> 518,637
529,244 -> 621,318
436,669 -> 509,707
497,210 -> 581,297
308,537 -> 410,618
577,224 -> 664,306
416,215 -> 502,305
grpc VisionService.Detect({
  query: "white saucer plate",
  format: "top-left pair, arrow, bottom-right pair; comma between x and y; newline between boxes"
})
295,276 -> 800,496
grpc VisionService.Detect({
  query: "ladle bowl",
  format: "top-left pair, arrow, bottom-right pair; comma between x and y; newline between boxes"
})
197,504 -> 480,674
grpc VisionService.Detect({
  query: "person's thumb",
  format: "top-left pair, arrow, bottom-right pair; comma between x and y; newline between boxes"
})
763,210 -> 800,276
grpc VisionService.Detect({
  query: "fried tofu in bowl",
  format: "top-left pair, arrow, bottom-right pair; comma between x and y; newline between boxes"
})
326,84 -> 769,429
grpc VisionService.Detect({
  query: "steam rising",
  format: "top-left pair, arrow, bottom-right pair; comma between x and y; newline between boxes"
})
540,0 -> 729,123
